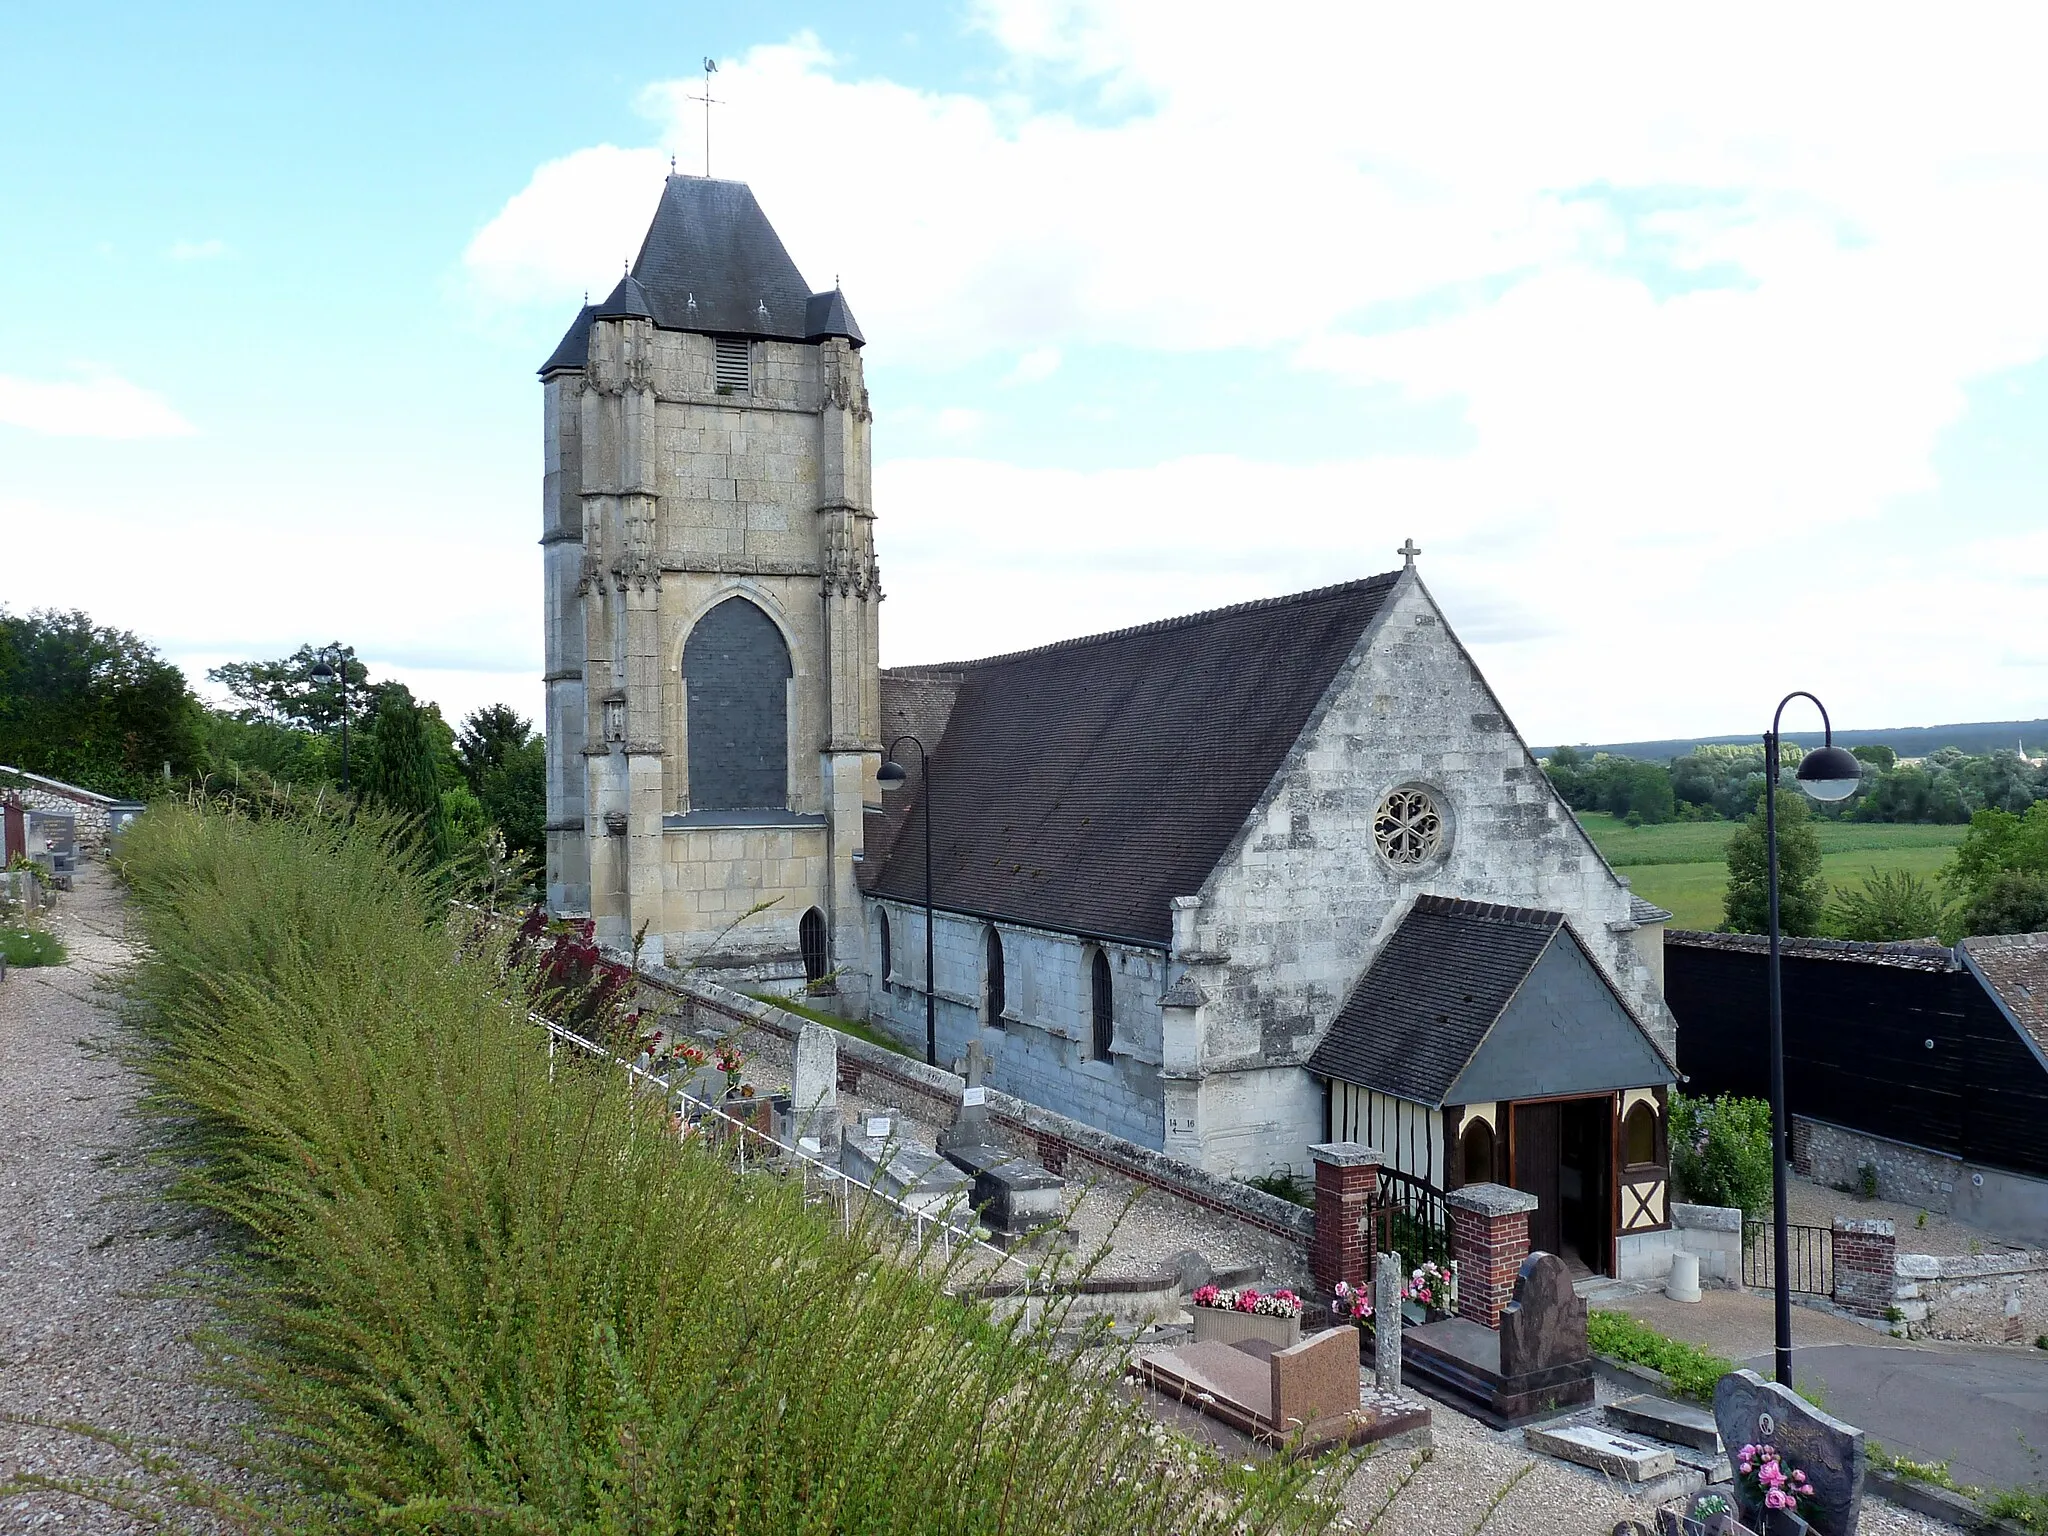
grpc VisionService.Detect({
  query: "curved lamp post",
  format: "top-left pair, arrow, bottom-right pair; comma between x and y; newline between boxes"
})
877,735 -> 937,1066
308,648 -> 355,791
1763,692 -> 1862,1385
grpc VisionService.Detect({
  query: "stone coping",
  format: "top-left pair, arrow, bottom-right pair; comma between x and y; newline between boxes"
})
1445,1182 -> 1539,1216
1672,1202 -> 1742,1232
1833,1216 -> 1897,1237
1309,1141 -> 1385,1170
1895,1248 -> 2048,1280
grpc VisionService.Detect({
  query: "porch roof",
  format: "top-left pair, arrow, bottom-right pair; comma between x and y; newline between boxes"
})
1306,895 -> 1674,1109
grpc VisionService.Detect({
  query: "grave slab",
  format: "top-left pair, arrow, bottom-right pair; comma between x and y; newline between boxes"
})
942,1141 -> 1065,1234
838,1135 -> 973,1218
1525,1423 -> 1677,1482
1607,1393 -> 1722,1454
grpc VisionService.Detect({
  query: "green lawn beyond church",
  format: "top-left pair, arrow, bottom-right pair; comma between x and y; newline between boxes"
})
1573,813 -> 1967,931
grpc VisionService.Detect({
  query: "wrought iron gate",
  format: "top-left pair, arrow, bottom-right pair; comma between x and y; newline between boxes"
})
1743,1220 -> 1833,1294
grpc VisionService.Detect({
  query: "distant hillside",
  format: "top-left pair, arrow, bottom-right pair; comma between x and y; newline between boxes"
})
1536,719 -> 2048,762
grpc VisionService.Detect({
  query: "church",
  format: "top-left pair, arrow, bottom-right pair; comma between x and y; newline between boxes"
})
541,174 -> 1683,1280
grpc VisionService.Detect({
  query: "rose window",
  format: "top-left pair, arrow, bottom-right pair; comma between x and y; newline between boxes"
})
1374,787 -> 1444,866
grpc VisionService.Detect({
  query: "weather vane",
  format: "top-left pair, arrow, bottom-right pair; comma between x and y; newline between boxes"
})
687,57 -> 722,178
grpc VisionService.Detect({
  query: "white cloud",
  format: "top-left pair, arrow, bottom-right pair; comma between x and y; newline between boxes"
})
463,4 -> 2048,739
0,372 -> 196,438
1005,346 -> 1061,384
167,238 -> 230,261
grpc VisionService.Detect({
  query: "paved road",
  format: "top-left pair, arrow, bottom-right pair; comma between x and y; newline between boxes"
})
1743,1341 -> 2048,1494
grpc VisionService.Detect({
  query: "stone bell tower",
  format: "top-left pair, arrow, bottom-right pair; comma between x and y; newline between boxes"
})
539,176 -> 880,993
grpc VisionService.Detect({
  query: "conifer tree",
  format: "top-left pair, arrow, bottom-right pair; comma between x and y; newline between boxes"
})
367,688 -> 451,864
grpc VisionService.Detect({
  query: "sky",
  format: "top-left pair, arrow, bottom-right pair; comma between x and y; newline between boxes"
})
3,1 -> 2046,746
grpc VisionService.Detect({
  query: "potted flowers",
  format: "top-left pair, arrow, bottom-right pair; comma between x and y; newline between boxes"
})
1737,1443 -> 1816,1534
1190,1285 -> 1303,1349
1331,1280 -> 1374,1341
1401,1261 -> 1457,1324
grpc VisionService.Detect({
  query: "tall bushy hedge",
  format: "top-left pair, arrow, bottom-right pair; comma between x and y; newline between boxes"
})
113,802 -> 1332,1535
1670,1093 -> 1775,1219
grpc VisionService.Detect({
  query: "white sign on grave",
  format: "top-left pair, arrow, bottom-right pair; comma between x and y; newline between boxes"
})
962,1086 -> 987,1107
866,1114 -> 893,1138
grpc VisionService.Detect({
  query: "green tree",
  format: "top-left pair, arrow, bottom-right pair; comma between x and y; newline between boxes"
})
1670,1093 -> 1775,1218
456,704 -> 532,792
0,607 -> 202,796
1723,788 -> 1826,935
478,734 -> 547,863
1826,868 -> 1947,942
1951,872 -> 2048,941
365,687 -> 451,863
1943,802 -> 2048,938
1850,744 -> 1898,771
208,643 -> 370,734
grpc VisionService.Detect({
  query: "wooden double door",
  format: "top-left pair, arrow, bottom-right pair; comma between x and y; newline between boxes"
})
1511,1095 -> 1614,1277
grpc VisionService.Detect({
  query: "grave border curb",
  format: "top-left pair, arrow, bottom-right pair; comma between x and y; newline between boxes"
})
1867,1468 -> 2037,1535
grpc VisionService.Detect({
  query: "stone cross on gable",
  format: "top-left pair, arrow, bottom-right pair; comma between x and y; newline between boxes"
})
1398,538 -> 1421,569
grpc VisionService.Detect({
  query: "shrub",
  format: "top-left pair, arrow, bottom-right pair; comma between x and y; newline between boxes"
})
1670,1092 -> 1775,1218
1586,1310 -> 1734,1403
104,801 -> 1334,1535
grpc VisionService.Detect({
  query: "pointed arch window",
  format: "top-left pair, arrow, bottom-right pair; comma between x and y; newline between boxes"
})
683,596 -> 791,811
984,926 -> 1006,1027
1090,949 -> 1114,1060
877,909 -> 893,990
800,907 -> 828,985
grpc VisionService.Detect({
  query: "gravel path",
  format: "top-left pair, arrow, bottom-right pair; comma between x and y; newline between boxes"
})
0,864 -> 243,1531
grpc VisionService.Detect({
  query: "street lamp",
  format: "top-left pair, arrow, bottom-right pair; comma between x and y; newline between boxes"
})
877,735 -> 936,1066
1763,692 -> 1861,1385
308,648 -> 354,790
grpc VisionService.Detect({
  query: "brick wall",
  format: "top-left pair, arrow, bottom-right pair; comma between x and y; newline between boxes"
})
1309,1143 -> 1381,1293
1831,1217 -> 1898,1318
1446,1184 -> 1537,1328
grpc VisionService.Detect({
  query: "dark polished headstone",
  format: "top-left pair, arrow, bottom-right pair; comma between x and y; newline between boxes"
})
1713,1369 -> 1864,1536
1500,1252 -> 1590,1377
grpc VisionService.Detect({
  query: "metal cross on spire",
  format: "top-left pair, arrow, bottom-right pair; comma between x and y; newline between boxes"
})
686,57 -> 722,178
1399,538 -> 1421,568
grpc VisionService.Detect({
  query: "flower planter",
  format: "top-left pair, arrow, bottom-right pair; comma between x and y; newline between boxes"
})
1193,1307 -> 1301,1350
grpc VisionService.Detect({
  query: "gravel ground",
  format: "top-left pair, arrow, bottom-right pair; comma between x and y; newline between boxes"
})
1787,1175 -> 2033,1259
0,864 -> 243,1531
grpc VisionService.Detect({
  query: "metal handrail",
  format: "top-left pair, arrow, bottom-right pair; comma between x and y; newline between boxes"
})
529,1011 -> 1017,1272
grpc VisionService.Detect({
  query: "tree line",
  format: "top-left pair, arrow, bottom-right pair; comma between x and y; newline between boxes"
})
0,607 -> 544,877
1544,741 -> 2048,827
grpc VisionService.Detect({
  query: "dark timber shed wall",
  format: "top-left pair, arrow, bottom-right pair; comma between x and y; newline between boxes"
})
1665,941 -> 2048,1181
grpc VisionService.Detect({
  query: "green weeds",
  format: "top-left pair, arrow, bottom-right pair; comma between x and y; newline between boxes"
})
0,924 -> 65,966
88,801 -> 1337,1535
1585,1310 -> 1735,1403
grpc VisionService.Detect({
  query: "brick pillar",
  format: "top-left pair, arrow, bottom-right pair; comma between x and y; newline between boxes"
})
1309,1142 -> 1383,1295
1446,1183 -> 1539,1329
1831,1217 -> 1897,1318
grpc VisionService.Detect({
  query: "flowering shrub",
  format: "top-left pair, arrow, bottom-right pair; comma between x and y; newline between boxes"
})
1404,1261 -> 1456,1312
1737,1443 -> 1815,1516
512,906 -> 635,1039
1190,1286 -> 1301,1320
1331,1280 -> 1373,1326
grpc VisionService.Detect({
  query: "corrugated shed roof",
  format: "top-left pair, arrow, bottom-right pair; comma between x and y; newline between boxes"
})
868,574 -> 1401,945
1961,931 -> 2048,1056
1664,929 -> 1957,972
1306,896 -> 1563,1105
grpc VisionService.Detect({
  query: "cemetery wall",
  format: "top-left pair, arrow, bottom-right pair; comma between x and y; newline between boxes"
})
2,775 -> 114,853
1613,1201 -> 1743,1286
1894,1248 -> 2048,1342
1798,1115 -> 2048,1249
1180,575 -> 1671,1171
863,899 -> 1168,1148
656,972 -> 1314,1248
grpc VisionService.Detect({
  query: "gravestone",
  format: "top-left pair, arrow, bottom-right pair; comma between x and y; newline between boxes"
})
1713,1368 -> 1865,1536
1374,1249 -> 1404,1391
839,1134 -> 973,1220
942,1039 -> 994,1151
1500,1252 -> 1589,1377
942,1140 -> 1064,1237
792,1023 -> 840,1153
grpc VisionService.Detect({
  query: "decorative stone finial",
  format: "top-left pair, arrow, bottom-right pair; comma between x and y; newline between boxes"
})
1399,537 -> 1421,569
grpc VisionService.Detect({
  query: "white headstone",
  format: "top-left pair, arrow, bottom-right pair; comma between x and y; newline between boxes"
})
792,1023 -> 839,1150
1374,1250 -> 1404,1392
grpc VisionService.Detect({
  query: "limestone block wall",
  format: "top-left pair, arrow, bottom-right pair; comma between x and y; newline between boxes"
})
1186,574 -> 1671,1089
659,824 -> 830,964
1894,1249 -> 2048,1342
1613,1202 -> 1744,1286
1796,1115 -> 2048,1247
863,898 -> 1169,1148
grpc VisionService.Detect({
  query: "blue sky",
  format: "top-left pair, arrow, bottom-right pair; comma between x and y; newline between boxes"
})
4,2 -> 2046,743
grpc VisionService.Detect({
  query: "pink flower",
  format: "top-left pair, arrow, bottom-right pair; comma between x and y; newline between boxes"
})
1765,1490 -> 1788,1510
1739,1445 -> 1757,1460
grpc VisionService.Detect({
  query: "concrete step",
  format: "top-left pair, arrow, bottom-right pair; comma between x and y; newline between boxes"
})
1605,1393 -> 1722,1454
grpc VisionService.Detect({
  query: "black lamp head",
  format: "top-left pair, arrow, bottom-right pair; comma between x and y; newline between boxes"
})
877,759 -> 909,789
309,660 -> 336,682
1795,744 -> 1862,803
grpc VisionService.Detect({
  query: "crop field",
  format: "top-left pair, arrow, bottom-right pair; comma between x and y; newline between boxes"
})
1574,812 -> 1967,930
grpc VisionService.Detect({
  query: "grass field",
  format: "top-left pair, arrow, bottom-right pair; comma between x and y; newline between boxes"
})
1575,812 -> 1967,930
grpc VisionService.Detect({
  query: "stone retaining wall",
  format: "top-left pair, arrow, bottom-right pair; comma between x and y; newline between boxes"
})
645,969 -> 1316,1249
1797,1114 -> 2048,1249
1894,1249 -> 2048,1343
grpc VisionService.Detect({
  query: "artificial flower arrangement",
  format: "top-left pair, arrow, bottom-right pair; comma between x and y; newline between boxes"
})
1737,1443 -> 1815,1519
1403,1260 -> 1457,1314
1191,1284 -> 1303,1319
714,1038 -> 747,1096
1331,1279 -> 1374,1328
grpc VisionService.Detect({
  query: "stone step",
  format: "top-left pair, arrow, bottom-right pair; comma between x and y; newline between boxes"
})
1524,1423 -> 1677,1483
1605,1393 -> 1723,1453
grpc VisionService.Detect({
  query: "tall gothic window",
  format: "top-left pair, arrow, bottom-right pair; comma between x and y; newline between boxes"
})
1090,949 -> 1114,1060
800,907 -> 828,985
877,909 -> 892,989
984,926 -> 1006,1027
683,597 -> 791,810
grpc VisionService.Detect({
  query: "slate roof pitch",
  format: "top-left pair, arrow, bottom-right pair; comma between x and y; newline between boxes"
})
1960,932 -> 2048,1057
1306,896 -> 1565,1105
1664,929 -> 1957,972
593,271 -> 654,320
868,574 -> 1401,945
1628,893 -> 1674,925
539,303 -> 596,377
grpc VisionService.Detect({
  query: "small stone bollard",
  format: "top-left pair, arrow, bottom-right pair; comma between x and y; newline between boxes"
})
1667,1250 -> 1702,1303
1374,1249 -> 1404,1392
